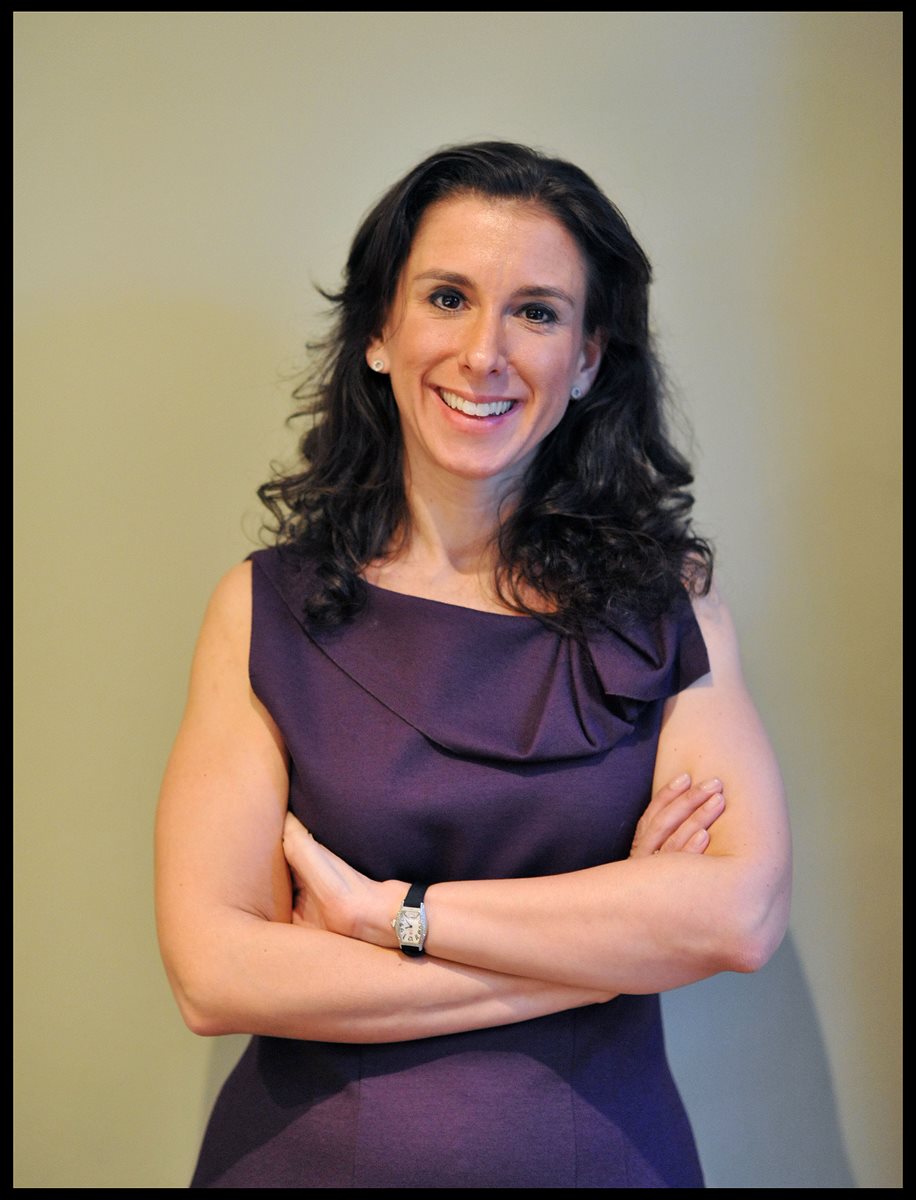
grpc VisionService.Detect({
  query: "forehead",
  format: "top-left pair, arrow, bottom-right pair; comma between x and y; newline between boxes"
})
401,195 -> 589,299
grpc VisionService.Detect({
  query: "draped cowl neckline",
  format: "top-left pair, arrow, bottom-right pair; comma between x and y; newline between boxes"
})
250,547 -> 710,765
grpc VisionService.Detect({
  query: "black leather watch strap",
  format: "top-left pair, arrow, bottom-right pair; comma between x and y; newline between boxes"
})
404,882 -> 428,909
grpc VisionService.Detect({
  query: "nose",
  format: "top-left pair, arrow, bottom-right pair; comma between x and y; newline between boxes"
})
458,308 -> 508,378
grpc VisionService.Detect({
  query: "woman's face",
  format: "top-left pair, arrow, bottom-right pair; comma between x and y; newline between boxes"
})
367,194 -> 602,494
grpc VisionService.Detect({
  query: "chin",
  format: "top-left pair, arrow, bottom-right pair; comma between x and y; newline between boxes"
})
444,457 -> 528,486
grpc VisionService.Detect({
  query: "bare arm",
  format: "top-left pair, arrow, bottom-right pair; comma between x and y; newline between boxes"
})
155,564 -> 613,1044
288,583 -> 791,994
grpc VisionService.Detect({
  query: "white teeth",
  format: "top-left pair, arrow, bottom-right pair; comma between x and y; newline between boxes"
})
439,389 -> 514,418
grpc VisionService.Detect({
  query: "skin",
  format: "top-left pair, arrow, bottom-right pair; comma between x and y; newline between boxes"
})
155,195 -> 791,1042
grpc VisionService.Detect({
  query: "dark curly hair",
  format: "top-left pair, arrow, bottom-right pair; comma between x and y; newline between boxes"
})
258,141 -> 712,635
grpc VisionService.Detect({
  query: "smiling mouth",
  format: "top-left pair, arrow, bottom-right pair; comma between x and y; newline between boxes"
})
437,388 -> 516,419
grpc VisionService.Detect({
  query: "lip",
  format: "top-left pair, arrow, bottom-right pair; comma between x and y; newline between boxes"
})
434,386 -> 519,421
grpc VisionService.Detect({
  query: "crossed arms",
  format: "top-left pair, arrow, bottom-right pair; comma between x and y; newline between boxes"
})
155,563 -> 790,1043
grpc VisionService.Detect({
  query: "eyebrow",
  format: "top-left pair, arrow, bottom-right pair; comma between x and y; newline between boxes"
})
412,269 -> 578,309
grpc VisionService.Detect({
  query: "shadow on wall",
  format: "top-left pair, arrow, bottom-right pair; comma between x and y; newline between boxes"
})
198,933 -> 854,1188
663,933 -> 856,1188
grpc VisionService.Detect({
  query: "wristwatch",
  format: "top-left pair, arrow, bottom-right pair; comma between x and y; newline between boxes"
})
391,882 -> 429,956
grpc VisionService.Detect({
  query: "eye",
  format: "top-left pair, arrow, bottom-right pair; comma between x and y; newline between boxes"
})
430,288 -> 465,311
520,303 -> 558,325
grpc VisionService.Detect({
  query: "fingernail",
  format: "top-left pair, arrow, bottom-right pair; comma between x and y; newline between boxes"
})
671,773 -> 690,787
699,777 -> 722,792
704,792 -> 724,808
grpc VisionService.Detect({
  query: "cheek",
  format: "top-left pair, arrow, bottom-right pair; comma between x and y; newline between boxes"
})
542,396 -> 571,435
534,350 -> 580,401
388,320 -> 455,371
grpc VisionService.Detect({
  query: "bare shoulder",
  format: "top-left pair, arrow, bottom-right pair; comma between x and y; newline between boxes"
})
177,559 -> 286,758
201,560 -> 253,634
165,557 -> 286,794
213,557 -> 253,597
189,561 -> 254,675
657,574 -> 776,781
686,576 -> 744,680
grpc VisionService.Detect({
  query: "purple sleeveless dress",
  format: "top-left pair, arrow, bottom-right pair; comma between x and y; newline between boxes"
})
190,547 -> 709,1188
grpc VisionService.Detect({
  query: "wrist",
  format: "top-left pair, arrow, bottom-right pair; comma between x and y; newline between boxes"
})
363,879 -> 407,948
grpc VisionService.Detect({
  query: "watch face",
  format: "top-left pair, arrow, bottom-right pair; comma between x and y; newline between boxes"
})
395,908 -> 423,945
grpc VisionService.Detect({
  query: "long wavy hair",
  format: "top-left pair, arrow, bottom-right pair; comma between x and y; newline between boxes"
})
259,141 -> 712,635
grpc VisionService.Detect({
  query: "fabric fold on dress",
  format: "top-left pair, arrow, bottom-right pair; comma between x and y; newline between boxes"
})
251,548 -> 710,765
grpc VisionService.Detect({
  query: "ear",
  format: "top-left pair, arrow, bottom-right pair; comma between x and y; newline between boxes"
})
574,331 -> 606,396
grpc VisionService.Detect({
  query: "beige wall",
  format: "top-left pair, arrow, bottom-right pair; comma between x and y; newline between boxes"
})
14,12 -> 900,1188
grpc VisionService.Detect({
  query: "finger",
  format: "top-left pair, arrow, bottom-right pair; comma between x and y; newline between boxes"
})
658,778 -> 722,835
682,828 -> 710,854
631,774 -> 692,852
660,791 -> 725,853
641,774 -> 693,821
634,777 -> 723,856
640,774 -> 720,834
659,772 -> 693,798
282,813 -> 320,876
282,811 -> 311,840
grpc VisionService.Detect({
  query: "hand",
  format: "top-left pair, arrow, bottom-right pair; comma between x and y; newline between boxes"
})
281,812 -> 404,946
629,774 -> 725,859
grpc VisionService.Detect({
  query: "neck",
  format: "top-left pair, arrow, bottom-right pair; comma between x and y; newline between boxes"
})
369,465 -> 522,610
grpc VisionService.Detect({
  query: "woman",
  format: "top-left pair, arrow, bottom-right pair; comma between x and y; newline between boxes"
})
156,142 -> 790,1188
